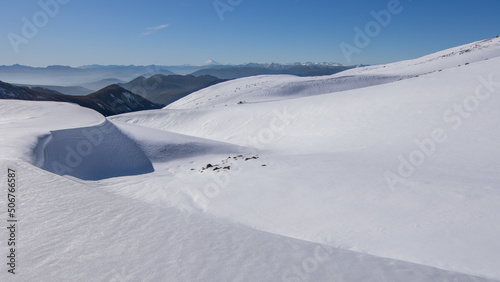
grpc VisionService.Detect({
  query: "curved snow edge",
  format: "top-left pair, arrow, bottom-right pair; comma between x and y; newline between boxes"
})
35,120 -> 154,180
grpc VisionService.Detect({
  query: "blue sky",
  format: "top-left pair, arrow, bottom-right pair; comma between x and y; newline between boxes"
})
1,0 -> 499,67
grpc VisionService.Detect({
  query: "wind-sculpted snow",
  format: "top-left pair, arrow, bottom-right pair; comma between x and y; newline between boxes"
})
168,37 -> 500,111
111,50 -> 500,278
0,100 -> 104,162
0,101 -> 154,180
114,121 -> 247,163
2,37 -> 500,281
35,120 -> 154,180
1,162 -> 494,281
167,74 -> 406,109
341,36 -> 500,76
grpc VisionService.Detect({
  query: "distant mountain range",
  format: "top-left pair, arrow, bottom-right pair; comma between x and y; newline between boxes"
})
119,74 -> 226,105
0,62 -> 359,108
0,64 -> 174,86
82,78 -> 126,91
190,63 -> 354,79
13,84 -> 94,96
0,62 -> 356,86
0,81 -> 162,116
154,62 -> 355,77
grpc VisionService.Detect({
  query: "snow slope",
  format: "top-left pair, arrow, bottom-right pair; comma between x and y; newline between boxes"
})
167,36 -> 500,110
0,101 -> 104,163
341,36 -> 500,76
1,161 -> 492,281
166,74 -> 405,109
36,120 -> 154,180
110,37 -> 500,280
1,37 -> 500,281
0,101 -> 154,180
1,103 -> 490,282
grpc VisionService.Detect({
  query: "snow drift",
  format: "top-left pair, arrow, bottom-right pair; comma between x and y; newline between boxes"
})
166,37 -> 500,110
35,120 -> 154,180
110,37 -> 500,279
2,37 -> 500,281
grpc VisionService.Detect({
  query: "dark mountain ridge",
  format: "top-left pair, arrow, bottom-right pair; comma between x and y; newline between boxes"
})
120,74 -> 226,105
0,80 -> 163,116
190,64 -> 355,79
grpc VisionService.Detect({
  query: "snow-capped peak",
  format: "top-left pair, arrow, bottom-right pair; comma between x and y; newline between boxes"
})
203,59 -> 221,66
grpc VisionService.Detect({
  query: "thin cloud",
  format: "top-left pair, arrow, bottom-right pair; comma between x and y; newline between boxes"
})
141,24 -> 169,36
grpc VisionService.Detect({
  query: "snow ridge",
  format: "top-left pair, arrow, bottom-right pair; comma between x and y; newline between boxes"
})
36,120 -> 154,180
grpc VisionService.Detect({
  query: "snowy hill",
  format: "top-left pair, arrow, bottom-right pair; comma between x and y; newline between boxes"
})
165,74 -> 405,109
1,37 -> 500,281
168,36 -> 500,110
342,36 -> 500,76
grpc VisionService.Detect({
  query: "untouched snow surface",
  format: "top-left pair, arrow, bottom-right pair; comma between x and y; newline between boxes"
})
1,37 -> 500,281
166,37 -> 500,110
